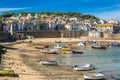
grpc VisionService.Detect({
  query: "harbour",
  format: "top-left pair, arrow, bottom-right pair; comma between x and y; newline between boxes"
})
58,46 -> 120,79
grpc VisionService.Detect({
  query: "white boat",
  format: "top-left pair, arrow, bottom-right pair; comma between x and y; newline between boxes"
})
92,43 -> 106,49
39,60 -> 58,66
73,64 -> 94,71
78,42 -> 86,46
40,49 -> 57,54
83,73 -> 105,80
40,49 -> 47,53
54,44 -> 66,49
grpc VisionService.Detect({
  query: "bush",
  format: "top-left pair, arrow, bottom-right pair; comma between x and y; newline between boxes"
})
0,70 -> 15,77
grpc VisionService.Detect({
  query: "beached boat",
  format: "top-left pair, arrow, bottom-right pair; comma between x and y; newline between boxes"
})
61,48 -> 72,51
40,48 -> 57,54
78,42 -> 86,46
39,60 -> 58,66
66,44 -> 72,48
35,46 -> 44,49
54,43 -> 67,49
54,44 -> 66,49
44,45 -> 49,48
73,64 -> 94,71
83,73 -> 105,80
55,40 -> 61,43
72,50 -> 83,54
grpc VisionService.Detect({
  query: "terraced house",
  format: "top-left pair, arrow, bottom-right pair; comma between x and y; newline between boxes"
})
95,24 -> 120,34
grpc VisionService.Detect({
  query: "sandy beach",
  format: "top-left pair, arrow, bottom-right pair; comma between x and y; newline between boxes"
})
24,37 -> 120,43
0,38 -> 114,80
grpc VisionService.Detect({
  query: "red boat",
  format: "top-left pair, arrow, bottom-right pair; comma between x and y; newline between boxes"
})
44,45 -> 49,48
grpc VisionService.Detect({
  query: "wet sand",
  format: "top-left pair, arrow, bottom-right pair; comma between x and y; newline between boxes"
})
1,38 -> 112,80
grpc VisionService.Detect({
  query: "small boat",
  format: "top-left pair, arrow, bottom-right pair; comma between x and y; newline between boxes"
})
72,50 -> 83,54
61,48 -> 72,51
110,42 -> 120,47
44,45 -> 49,48
73,64 -> 94,71
40,48 -> 57,54
55,40 -> 61,43
78,42 -> 86,46
66,44 -> 72,48
83,73 -> 105,80
35,46 -> 44,49
91,43 -> 106,49
54,44 -> 66,49
91,45 -> 106,49
39,60 -> 58,66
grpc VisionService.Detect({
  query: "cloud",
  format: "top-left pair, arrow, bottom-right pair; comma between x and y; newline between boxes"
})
94,7 -> 113,11
0,7 -> 29,12
91,10 -> 120,20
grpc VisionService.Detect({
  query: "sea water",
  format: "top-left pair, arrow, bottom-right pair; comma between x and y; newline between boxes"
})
58,47 -> 120,79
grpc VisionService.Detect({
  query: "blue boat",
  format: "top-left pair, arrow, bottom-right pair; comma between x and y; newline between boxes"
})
110,42 -> 120,47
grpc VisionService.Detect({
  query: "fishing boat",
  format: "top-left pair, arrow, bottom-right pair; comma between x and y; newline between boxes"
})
91,45 -> 106,49
61,48 -> 72,51
73,64 -> 94,71
72,50 -> 83,54
91,43 -> 106,49
40,48 -> 57,54
39,60 -> 58,66
83,73 -> 105,80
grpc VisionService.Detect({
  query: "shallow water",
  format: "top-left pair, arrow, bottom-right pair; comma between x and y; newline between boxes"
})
58,47 -> 120,79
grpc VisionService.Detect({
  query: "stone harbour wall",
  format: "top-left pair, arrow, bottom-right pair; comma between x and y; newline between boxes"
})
15,30 -> 88,38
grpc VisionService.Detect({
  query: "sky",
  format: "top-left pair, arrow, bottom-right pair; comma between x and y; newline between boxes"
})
0,0 -> 120,20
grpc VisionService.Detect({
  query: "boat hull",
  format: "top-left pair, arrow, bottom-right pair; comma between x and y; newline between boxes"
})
40,49 -> 57,54
72,50 -> 83,54
39,61 -> 57,66
73,64 -> 94,71
91,46 -> 106,49
35,46 -> 44,49
111,43 -> 120,47
61,48 -> 71,51
83,73 -> 105,80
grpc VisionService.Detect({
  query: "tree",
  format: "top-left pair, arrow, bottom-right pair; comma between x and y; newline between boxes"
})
54,12 -> 63,16
2,12 -> 15,17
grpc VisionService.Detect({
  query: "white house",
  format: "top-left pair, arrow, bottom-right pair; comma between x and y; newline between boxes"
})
89,31 -> 102,38
65,23 -> 80,30
99,19 -> 107,24
69,17 -> 77,22
49,22 -> 56,30
108,19 -> 119,24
